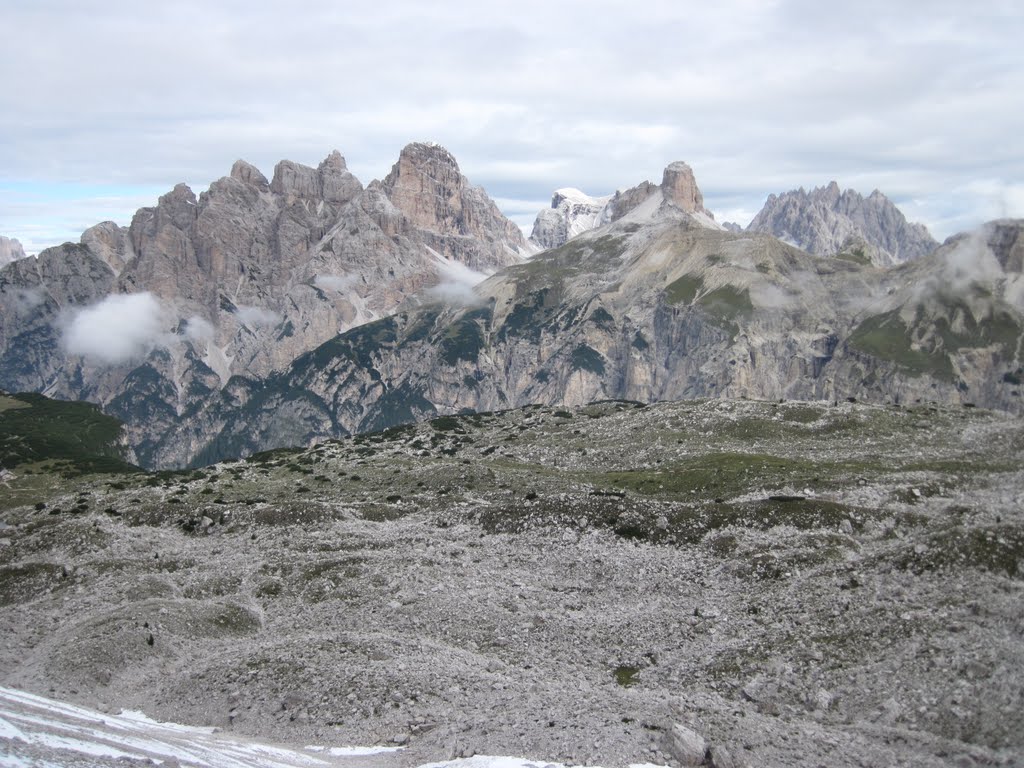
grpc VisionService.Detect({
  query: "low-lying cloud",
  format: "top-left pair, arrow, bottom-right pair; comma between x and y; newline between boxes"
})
182,315 -> 215,342
235,304 -> 281,328
427,256 -> 490,306
62,292 -> 165,364
314,273 -> 356,292
7,285 -> 47,315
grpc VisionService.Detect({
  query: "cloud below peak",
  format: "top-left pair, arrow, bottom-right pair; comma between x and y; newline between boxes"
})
62,292 -> 166,364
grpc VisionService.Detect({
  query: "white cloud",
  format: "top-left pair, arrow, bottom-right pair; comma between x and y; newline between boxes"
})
313,273 -> 356,292
62,292 -> 166,364
426,255 -> 490,306
182,315 -> 215,341
235,304 -> 281,328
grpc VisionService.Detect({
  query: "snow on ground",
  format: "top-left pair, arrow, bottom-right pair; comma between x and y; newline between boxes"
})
0,685 -> 400,767
0,687 -> 654,768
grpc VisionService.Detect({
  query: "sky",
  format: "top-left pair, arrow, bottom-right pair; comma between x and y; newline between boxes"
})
1,0 -> 1022,255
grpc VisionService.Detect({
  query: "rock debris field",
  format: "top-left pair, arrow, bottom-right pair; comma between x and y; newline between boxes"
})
1,398 -> 1023,767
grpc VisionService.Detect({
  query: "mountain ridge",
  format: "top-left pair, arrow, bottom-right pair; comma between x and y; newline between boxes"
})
158,209 -> 1024,468
746,181 -> 938,265
1,146 -> 1018,468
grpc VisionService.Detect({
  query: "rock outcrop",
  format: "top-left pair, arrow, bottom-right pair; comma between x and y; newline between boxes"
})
747,181 -> 937,265
382,142 -> 529,269
661,161 -> 709,216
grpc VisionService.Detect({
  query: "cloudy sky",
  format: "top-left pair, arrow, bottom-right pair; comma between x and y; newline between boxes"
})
2,0 -> 1022,255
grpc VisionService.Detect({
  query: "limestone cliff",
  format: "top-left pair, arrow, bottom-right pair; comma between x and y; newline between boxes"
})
0,236 -> 27,265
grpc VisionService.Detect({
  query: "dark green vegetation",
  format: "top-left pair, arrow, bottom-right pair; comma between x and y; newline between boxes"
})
439,306 -> 490,365
0,392 -> 138,475
850,298 -> 1023,382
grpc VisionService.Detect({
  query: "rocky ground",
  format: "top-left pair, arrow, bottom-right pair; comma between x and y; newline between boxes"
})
1,398 -> 1023,767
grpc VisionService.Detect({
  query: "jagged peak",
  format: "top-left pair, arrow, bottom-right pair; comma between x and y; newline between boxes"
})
319,150 -> 348,171
0,234 -> 27,265
230,159 -> 270,189
162,183 -> 196,204
748,180 -> 938,264
270,158 -> 315,194
385,139 -> 462,181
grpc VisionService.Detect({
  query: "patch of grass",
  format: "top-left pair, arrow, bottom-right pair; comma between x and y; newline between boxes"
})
613,665 -> 640,688
698,285 -> 753,321
835,248 -> 872,266
893,524 -> 1024,578
849,310 -> 953,380
0,562 -> 73,606
664,275 -> 704,306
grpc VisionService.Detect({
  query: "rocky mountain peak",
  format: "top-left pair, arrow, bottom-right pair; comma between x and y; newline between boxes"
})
529,160 -> 717,251
381,141 -> 528,264
381,142 -> 465,231
747,182 -> 938,265
661,161 -> 709,216
268,152 -> 362,205
229,159 -> 270,190
152,184 -> 199,231
319,149 -> 347,171
529,188 -> 612,251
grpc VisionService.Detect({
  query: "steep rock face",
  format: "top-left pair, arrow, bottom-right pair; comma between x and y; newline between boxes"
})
166,215 -> 1024,468
747,182 -> 937,265
0,244 -> 117,396
606,181 -> 659,222
80,222 -> 134,274
382,142 -> 529,269
0,236 -> 26,265
661,161 -> 709,216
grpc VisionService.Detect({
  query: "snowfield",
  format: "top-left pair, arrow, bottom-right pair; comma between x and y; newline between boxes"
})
1,686 -> 656,768
0,685 -> 398,767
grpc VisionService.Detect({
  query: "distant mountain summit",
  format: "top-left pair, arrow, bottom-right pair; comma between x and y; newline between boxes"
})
747,181 -> 937,265
0,235 -> 26,264
529,160 -> 718,250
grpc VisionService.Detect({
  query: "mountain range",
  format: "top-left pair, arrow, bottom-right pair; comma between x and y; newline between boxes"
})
1,144 -> 1021,468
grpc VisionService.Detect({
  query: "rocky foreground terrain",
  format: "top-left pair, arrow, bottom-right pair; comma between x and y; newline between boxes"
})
1,394 -> 1022,767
